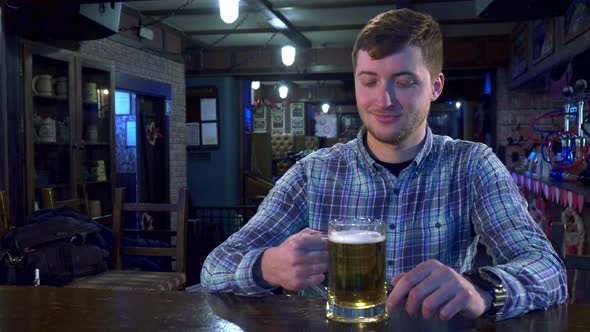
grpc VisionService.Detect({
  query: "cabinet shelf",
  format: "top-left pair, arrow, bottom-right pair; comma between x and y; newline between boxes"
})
34,142 -> 69,147
24,43 -> 115,216
35,183 -> 68,189
91,214 -> 113,225
34,95 -> 68,102
85,180 -> 110,185
84,141 -> 110,147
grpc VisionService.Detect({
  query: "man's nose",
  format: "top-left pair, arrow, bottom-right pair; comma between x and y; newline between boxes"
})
375,83 -> 395,109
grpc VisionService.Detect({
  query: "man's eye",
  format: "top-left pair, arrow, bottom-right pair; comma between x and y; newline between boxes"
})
395,80 -> 414,88
362,81 -> 377,87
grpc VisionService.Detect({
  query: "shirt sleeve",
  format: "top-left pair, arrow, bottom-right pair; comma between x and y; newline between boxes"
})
471,145 -> 567,320
200,162 -> 310,295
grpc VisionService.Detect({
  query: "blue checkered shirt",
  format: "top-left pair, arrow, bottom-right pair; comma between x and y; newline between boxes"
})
201,127 -> 567,320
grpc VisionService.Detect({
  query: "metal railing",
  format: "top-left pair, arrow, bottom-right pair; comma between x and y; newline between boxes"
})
187,205 -> 258,284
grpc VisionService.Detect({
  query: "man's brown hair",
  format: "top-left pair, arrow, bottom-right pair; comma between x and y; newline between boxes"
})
352,8 -> 443,80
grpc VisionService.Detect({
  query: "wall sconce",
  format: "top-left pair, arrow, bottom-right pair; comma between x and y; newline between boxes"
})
279,84 -> 289,99
281,45 -> 296,66
219,0 -> 239,24
321,103 -> 330,113
251,81 -> 260,90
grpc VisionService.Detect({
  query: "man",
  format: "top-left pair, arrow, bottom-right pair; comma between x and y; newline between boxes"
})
201,8 -> 567,320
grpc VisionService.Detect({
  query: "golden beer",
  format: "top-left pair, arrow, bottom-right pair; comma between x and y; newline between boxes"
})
327,221 -> 388,323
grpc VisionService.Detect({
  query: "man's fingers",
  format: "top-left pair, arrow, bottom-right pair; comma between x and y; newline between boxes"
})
404,274 -> 441,318
439,293 -> 468,320
421,281 -> 457,320
306,273 -> 325,286
292,234 -> 328,251
387,265 -> 435,312
391,272 -> 406,288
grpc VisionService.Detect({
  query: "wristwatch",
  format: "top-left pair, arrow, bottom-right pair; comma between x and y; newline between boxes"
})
463,268 -> 507,316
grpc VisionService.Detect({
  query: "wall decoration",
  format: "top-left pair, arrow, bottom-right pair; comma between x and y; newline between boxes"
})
290,102 -> 305,135
315,111 -> 337,138
564,0 -> 590,43
201,122 -> 218,146
511,23 -> 529,79
200,98 -> 217,121
531,18 -> 554,63
186,122 -> 200,146
271,106 -> 285,134
186,86 -> 219,148
253,106 -> 266,133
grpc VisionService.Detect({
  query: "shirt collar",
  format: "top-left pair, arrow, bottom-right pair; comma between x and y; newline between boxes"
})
355,126 -> 434,173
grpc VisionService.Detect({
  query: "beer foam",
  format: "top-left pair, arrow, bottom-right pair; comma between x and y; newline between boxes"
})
329,230 -> 385,244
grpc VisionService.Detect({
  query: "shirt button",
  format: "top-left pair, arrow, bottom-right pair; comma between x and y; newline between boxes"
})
387,260 -> 394,266
393,188 -> 400,194
435,222 -> 441,228
389,223 -> 396,230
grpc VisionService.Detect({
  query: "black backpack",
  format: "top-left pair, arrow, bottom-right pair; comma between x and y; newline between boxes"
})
0,215 -> 108,286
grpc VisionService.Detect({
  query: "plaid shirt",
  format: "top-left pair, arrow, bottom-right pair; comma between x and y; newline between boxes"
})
201,127 -> 567,320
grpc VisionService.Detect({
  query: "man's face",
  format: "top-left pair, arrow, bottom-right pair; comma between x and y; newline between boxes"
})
354,46 -> 443,147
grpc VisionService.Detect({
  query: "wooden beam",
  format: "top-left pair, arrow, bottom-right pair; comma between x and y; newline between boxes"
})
142,0 -> 464,17
257,0 -> 312,48
186,18 -> 501,36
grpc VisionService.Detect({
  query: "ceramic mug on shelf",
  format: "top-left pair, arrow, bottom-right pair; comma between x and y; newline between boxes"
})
36,117 -> 56,143
54,76 -> 68,98
32,74 -> 54,97
83,82 -> 98,103
86,125 -> 98,142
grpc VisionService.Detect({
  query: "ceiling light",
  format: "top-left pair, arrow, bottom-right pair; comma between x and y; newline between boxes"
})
279,85 -> 289,99
455,101 -> 462,109
251,81 -> 260,90
219,0 -> 239,24
321,103 -> 330,113
268,17 -> 287,29
281,45 -> 296,66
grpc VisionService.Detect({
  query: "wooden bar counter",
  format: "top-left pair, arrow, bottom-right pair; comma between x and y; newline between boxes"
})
0,286 -> 586,331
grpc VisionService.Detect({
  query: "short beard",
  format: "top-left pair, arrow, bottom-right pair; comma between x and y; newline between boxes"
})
368,110 -> 427,145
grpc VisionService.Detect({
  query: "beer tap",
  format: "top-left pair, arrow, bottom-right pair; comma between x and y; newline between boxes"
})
575,79 -> 590,185
549,86 -> 576,181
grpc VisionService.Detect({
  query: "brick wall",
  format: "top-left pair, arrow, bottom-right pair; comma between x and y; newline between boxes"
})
78,38 -> 186,206
495,66 -> 562,168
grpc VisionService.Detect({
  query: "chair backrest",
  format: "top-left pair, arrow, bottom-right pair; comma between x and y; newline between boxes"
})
550,222 -> 590,271
112,187 -> 188,273
41,185 -> 89,214
0,191 -> 9,238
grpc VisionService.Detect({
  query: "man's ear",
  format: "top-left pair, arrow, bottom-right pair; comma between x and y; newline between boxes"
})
431,73 -> 444,101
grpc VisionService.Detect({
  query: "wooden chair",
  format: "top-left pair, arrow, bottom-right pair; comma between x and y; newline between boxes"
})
41,184 -> 89,214
550,222 -> 590,270
0,191 -> 9,238
67,187 -> 188,291
550,221 -> 590,303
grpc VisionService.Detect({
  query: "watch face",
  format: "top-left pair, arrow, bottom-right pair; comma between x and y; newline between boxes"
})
479,268 -> 502,285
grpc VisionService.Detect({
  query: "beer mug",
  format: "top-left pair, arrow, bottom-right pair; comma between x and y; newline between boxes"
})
327,218 -> 388,323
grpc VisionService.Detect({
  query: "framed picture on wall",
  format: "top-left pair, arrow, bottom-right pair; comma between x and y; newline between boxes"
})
564,0 -> 590,43
186,86 -> 220,149
253,106 -> 266,133
271,106 -> 285,134
186,123 -> 200,146
511,23 -> 529,79
531,18 -> 554,63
